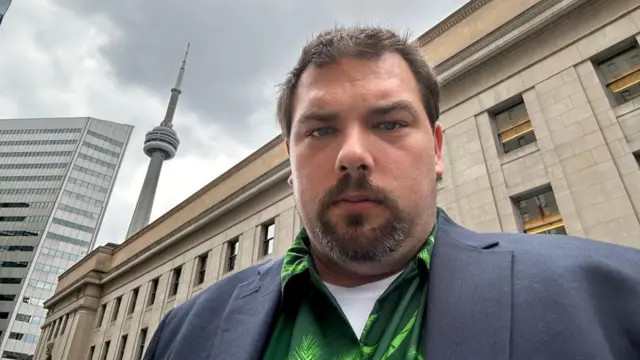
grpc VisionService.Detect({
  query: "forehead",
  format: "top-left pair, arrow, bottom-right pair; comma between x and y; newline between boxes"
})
292,53 -> 422,115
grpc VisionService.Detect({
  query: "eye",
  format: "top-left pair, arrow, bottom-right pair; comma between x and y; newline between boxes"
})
308,127 -> 335,137
375,121 -> 405,131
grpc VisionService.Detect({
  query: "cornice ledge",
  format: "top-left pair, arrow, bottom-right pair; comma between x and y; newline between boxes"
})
99,160 -> 292,284
437,0 -> 589,85
43,272 -> 102,309
435,0 -> 560,74
416,0 -> 494,47
42,296 -> 98,327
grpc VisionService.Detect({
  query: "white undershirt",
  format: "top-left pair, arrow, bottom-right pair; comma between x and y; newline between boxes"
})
323,272 -> 401,339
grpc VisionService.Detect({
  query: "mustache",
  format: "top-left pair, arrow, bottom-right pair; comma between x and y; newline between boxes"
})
319,172 -> 392,208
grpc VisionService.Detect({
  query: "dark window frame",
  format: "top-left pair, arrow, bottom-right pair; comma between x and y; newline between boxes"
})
111,297 -> 121,322
128,287 -> 139,314
261,221 -> 276,256
147,278 -> 159,306
595,42 -> 640,106
195,253 -> 208,286
169,267 -> 182,297
226,239 -> 239,273
512,186 -> 566,235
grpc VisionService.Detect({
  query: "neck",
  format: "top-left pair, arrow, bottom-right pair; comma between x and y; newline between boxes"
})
311,250 -> 407,288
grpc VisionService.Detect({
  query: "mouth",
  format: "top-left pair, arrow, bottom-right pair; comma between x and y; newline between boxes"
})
334,193 -> 380,203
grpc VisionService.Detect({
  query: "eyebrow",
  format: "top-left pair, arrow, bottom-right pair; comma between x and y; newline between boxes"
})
367,100 -> 419,119
296,110 -> 340,125
296,100 -> 420,126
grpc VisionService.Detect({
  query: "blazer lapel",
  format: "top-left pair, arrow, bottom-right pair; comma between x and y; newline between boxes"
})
211,258 -> 283,360
425,213 -> 513,360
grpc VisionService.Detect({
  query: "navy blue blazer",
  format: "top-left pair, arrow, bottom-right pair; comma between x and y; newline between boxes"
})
143,211 -> 640,359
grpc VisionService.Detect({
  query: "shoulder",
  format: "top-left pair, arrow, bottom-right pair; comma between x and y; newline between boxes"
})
494,231 -> 640,272
438,210 -> 640,273
438,210 -> 640,296
479,231 -> 640,300
437,212 -> 640,356
157,258 -> 281,336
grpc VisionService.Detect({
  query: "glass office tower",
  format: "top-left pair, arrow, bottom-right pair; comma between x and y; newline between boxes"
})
0,117 -> 133,359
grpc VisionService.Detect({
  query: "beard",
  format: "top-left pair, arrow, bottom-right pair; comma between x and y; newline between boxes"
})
303,172 -> 413,265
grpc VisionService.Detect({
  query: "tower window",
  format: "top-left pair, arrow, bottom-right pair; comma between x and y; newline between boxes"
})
261,221 -> 276,256
597,44 -> 640,105
494,100 -> 536,154
226,239 -> 239,272
514,187 -> 566,235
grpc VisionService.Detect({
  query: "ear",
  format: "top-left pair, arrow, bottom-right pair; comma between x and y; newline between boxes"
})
285,138 -> 293,186
433,122 -> 444,179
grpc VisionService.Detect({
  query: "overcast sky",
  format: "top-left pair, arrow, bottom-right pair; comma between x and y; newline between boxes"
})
0,0 -> 468,247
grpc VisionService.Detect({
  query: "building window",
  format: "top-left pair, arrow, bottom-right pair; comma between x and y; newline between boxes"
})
46,324 -> 54,341
0,294 -> 16,301
60,315 -> 68,334
634,152 -> 640,168
597,44 -> 640,105
16,314 -> 43,325
54,319 -> 61,337
87,129 -> 124,148
52,217 -> 95,234
195,253 -> 208,286
88,346 -> 95,360
117,334 -> 128,360
96,304 -> 106,327
111,297 -> 121,322
136,328 -> 148,360
128,288 -> 139,314
494,100 -> 536,154
83,141 -> 120,158
0,277 -> 22,284
226,239 -> 239,273
169,266 -> 181,297
2,351 -> 32,360
514,187 -> 566,235
0,261 -> 29,268
0,127 -> 81,135
101,340 -> 110,360
0,312 -> 8,319
147,278 -> 159,306
8,332 -> 37,343
261,221 -> 276,256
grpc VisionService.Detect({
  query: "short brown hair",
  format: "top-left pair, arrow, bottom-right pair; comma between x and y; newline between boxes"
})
276,26 -> 440,140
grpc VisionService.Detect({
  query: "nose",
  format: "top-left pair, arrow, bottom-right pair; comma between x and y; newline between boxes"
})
335,128 -> 374,176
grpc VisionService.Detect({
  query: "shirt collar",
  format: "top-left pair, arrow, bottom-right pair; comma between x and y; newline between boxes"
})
280,208 -> 439,296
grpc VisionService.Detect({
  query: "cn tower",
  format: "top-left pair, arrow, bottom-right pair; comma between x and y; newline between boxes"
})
126,43 -> 189,239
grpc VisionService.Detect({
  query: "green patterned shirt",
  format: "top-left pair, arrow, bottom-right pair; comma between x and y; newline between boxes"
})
262,219 -> 437,360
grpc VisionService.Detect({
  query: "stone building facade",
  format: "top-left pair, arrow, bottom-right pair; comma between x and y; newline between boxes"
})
33,0 -> 640,359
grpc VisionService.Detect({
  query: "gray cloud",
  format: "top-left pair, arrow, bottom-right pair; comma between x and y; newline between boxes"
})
60,0 -> 468,145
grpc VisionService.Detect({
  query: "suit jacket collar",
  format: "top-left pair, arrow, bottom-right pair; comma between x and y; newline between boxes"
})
210,210 -> 513,360
425,211 -> 513,360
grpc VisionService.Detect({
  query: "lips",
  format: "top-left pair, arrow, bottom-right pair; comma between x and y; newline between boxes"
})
334,193 -> 380,203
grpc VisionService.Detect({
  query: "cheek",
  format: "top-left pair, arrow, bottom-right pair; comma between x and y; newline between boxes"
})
292,161 -> 328,208
380,148 -> 435,202
383,146 -> 433,180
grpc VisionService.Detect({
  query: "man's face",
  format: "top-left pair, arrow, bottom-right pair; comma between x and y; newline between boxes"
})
287,53 -> 444,272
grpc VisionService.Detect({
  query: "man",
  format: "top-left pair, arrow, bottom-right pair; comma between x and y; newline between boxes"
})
144,27 -> 640,360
